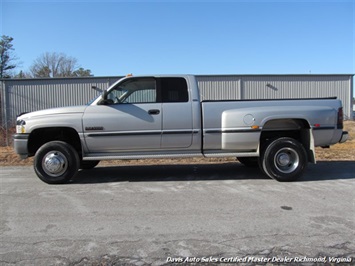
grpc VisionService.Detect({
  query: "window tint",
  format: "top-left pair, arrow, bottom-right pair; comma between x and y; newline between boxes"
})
160,78 -> 188,103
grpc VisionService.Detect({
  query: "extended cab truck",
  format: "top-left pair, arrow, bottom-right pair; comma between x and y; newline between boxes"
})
14,75 -> 348,184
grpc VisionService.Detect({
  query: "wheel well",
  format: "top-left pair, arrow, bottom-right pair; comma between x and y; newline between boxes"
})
260,119 -> 314,162
28,127 -> 82,158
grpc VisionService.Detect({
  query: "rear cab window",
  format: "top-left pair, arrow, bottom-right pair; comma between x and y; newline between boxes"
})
159,77 -> 188,103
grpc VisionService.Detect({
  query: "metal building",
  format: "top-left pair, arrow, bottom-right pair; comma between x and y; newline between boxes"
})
1,74 -> 353,130
0,76 -> 120,129
197,75 -> 353,120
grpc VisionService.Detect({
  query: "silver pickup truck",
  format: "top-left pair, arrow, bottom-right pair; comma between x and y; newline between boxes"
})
14,75 -> 348,184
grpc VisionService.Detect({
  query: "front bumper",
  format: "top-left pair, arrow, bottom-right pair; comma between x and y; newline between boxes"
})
13,134 -> 30,159
339,131 -> 348,143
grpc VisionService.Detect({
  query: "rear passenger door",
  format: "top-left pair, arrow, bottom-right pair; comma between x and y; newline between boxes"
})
159,77 -> 193,148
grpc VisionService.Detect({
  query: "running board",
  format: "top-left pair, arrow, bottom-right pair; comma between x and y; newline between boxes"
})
203,151 -> 259,158
83,151 -> 259,161
83,153 -> 203,161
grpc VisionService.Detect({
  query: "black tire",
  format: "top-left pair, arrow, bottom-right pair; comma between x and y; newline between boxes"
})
237,157 -> 259,167
34,141 -> 80,184
260,137 -> 307,182
80,160 -> 100,170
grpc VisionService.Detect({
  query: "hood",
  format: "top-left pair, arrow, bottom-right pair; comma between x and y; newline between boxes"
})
18,106 -> 87,120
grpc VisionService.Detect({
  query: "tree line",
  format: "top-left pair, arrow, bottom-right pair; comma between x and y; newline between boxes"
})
0,35 -> 93,78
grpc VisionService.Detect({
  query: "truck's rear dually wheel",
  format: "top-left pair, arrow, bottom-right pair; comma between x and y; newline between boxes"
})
34,141 -> 80,184
260,137 -> 307,182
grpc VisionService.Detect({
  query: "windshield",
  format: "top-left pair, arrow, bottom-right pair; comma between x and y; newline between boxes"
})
87,92 -> 102,105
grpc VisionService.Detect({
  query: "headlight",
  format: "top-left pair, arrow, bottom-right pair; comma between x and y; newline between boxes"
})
16,120 -> 26,133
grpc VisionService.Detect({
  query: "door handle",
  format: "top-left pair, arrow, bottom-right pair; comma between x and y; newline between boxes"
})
148,109 -> 160,115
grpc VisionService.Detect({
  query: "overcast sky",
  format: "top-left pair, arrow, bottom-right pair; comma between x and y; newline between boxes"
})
1,0 -> 354,85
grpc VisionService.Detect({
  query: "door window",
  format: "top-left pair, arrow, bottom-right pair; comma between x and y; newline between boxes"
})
160,78 -> 188,102
107,78 -> 157,104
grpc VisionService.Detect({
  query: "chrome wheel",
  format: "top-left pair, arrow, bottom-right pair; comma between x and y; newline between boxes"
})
274,147 -> 299,174
42,151 -> 68,177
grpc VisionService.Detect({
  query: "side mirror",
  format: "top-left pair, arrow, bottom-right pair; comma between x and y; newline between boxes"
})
102,89 -> 108,100
98,89 -> 112,105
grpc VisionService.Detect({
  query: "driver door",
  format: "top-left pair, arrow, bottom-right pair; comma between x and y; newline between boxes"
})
83,78 -> 162,153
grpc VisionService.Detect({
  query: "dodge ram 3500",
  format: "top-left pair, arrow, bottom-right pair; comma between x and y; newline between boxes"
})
14,75 -> 348,184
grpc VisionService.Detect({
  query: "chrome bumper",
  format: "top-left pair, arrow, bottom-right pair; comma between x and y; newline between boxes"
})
13,134 -> 30,159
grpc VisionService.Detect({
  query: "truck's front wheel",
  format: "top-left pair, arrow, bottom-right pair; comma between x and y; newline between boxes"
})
260,137 -> 307,182
34,141 -> 80,184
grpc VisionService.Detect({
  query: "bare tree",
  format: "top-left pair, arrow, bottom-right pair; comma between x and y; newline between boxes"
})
14,70 -> 32,79
29,52 -> 92,78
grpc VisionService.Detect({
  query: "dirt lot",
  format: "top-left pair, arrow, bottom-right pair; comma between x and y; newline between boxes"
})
1,121 -> 354,166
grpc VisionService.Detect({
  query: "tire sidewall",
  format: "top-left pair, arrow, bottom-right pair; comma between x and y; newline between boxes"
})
34,141 -> 80,184
262,138 -> 307,182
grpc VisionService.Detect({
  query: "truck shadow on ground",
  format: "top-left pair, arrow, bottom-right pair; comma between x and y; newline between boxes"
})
72,162 -> 265,184
71,161 -> 355,184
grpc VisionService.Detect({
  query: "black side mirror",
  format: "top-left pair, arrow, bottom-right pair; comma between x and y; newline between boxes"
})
102,89 -> 108,100
98,89 -> 112,105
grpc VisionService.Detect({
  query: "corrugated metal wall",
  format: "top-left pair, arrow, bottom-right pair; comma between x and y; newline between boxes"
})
196,75 -> 353,120
196,76 -> 241,101
242,75 -> 351,99
1,74 -> 353,129
1,77 -> 120,128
